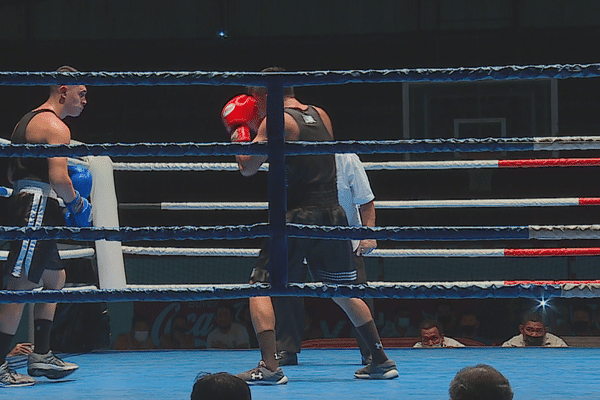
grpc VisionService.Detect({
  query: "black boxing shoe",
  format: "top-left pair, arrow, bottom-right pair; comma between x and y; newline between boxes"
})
275,351 -> 298,366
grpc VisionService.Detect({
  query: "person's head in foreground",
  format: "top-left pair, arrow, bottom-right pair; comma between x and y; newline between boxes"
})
449,364 -> 513,400
191,372 -> 251,400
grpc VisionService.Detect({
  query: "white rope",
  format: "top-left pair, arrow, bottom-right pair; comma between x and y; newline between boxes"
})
121,246 -> 505,258
119,197 -> 586,210
109,158 -> 600,172
375,198 -> 582,209
0,247 -> 95,261
122,246 -> 259,257
362,160 -> 499,170
112,160 -> 499,172
160,202 -> 268,210
112,162 -> 269,172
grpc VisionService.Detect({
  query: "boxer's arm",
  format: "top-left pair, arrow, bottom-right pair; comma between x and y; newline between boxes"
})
43,121 -> 78,203
236,119 -> 268,177
37,118 -> 92,227
357,200 -> 377,255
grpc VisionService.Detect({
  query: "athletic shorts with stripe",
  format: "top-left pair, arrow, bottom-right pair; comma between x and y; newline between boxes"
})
4,191 -> 65,284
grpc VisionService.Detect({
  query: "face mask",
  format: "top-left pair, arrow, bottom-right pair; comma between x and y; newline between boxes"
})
461,325 -> 476,336
397,318 -> 410,329
134,331 -> 149,343
524,335 -> 544,346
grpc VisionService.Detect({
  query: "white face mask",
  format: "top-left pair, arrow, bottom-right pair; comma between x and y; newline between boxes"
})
134,331 -> 149,343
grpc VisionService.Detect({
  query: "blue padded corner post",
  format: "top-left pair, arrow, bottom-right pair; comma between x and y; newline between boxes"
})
266,78 -> 288,289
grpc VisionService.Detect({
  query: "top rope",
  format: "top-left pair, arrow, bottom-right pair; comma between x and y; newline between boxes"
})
1,63 -> 600,87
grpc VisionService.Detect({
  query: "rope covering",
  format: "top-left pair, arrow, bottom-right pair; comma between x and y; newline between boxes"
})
111,158 -> 600,172
1,64 -> 599,87
4,137 -> 600,158
120,246 -> 600,258
3,280 -> 600,304
116,197 -> 600,211
0,247 -> 95,261
0,224 -> 599,242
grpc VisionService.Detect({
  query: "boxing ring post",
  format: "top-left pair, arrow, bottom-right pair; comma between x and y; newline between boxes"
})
88,156 -> 127,289
266,77 -> 288,289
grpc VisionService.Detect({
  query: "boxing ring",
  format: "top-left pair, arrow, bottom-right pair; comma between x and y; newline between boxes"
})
2,64 -> 600,398
4,348 -> 600,399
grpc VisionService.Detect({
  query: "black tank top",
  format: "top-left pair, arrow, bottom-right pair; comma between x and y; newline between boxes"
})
285,106 -> 338,208
9,109 -> 56,183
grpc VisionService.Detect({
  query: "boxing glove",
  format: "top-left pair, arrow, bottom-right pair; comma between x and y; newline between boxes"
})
65,190 -> 93,227
68,165 -> 93,199
221,94 -> 257,142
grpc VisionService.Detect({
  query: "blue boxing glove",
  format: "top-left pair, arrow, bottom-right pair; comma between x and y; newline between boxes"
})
68,165 -> 93,199
65,191 -> 92,227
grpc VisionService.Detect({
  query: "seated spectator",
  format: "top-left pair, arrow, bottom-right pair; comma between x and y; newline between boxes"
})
436,301 -> 460,337
191,372 -> 251,400
206,305 -> 250,349
458,312 -> 491,345
449,364 -> 513,400
502,312 -> 567,347
548,302 -> 571,337
112,315 -> 156,350
159,314 -> 196,349
413,319 -> 465,348
570,304 -> 594,336
380,305 -> 419,338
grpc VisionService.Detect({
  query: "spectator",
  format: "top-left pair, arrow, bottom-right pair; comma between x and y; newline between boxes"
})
413,319 -> 465,348
191,372 -> 251,400
206,305 -> 250,349
436,302 -> 460,337
548,302 -> 571,337
381,305 -> 419,338
458,312 -> 491,345
570,304 -> 594,336
502,312 -> 567,347
159,314 -> 196,349
112,315 -> 156,350
449,364 -> 513,400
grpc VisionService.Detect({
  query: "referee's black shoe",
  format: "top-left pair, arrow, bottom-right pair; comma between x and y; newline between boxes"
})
275,351 -> 298,366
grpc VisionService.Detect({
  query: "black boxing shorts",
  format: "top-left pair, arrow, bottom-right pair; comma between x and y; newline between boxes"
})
250,204 -> 357,284
5,181 -> 65,284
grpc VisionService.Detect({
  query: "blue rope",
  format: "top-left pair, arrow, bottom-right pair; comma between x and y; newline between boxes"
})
0,224 -> 271,241
0,224 -> 553,242
0,282 -> 565,304
0,64 -> 599,87
2,137 -> 598,158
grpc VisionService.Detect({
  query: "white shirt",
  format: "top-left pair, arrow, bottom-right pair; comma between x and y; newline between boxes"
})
501,333 -> 568,347
413,337 -> 466,348
335,153 -> 375,251
206,322 -> 250,349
